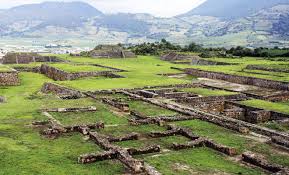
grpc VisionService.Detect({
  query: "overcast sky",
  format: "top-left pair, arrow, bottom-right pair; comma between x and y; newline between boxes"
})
0,0 -> 206,17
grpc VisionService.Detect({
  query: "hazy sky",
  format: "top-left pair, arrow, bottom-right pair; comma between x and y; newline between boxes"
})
0,0 -> 206,17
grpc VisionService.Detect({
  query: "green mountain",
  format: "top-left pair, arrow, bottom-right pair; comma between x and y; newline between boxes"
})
1,1 -> 289,47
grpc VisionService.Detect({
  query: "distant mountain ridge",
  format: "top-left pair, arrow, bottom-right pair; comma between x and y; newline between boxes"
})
1,1 -> 289,48
182,0 -> 289,19
0,1 -> 103,27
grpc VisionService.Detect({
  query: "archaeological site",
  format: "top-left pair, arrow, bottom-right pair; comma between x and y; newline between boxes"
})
2,43 -> 289,175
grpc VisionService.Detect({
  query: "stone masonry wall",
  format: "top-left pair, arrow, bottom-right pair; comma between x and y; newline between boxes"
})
2,53 -> 64,64
184,68 -> 289,91
0,71 -> 20,86
41,82 -> 83,98
40,64 -> 120,81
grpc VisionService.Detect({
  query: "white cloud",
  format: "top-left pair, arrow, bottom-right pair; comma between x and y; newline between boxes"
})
0,0 -> 206,17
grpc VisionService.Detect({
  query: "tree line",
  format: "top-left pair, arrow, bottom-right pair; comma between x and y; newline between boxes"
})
128,39 -> 289,58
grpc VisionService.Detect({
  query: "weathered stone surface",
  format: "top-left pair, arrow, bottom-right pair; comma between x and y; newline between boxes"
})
204,139 -> 237,156
121,90 -> 289,140
0,71 -> 20,86
172,138 -> 206,150
184,68 -> 289,91
127,145 -> 161,156
78,150 -> 118,164
130,111 -> 149,120
175,94 -> 248,104
2,52 -> 64,64
242,151 -> 285,173
40,64 -> 124,81
75,45 -> 136,59
13,66 -> 41,73
107,133 -> 140,142
41,82 -> 83,99
246,65 -> 289,74
137,90 -> 159,98
102,98 -> 130,112
42,106 -> 97,113
271,136 -> 289,149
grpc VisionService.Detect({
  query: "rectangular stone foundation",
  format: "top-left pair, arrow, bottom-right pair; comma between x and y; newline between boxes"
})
184,68 -> 289,91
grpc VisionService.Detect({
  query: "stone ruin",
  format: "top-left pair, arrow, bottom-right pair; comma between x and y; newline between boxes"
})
32,88 -> 289,174
161,52 -> 193,61
40,64 -> 125,81
121,90 -> 289,141
161,52 -> 233,65
0,70 -> 20,86
182,67 -> 289,91
74,45 -> 136,59
2,52 -> 64,64
242,151 -> 289,174
41,82 -> 84,99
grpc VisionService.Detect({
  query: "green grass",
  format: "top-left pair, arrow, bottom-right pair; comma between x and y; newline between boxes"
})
0,65 -> 13,72
7,62 -> 42,68
173,120 -> 289,167
129,100 -> 177,116
1,55 -> 289,174
248,64 -> 289,71
179,87 -> 237,97
54,55 -> 190,91
180,57 -> 289,82
240,99 -> 289,115
49,63 -> 109,73
142,148 -> 263,175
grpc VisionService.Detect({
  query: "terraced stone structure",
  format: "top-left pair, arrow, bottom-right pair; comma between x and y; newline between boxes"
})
79,45 -> 136,58
2,52 -> 64,64
161,52 -> 233,65
40,64 -> 124,81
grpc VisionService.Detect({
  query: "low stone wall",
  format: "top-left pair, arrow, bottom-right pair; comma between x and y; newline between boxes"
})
175,94 -> 247,104
242,151 -> 287,173
184,68 -> 289,91
0,71 -> 20,86
191,58 -> 234,66
40,64 -> 123,81
121,90 -> 289,140
41,82 -> 83,99
225,101 -> 289,122
246,65 -> 289,73
13,66 -> 41,73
